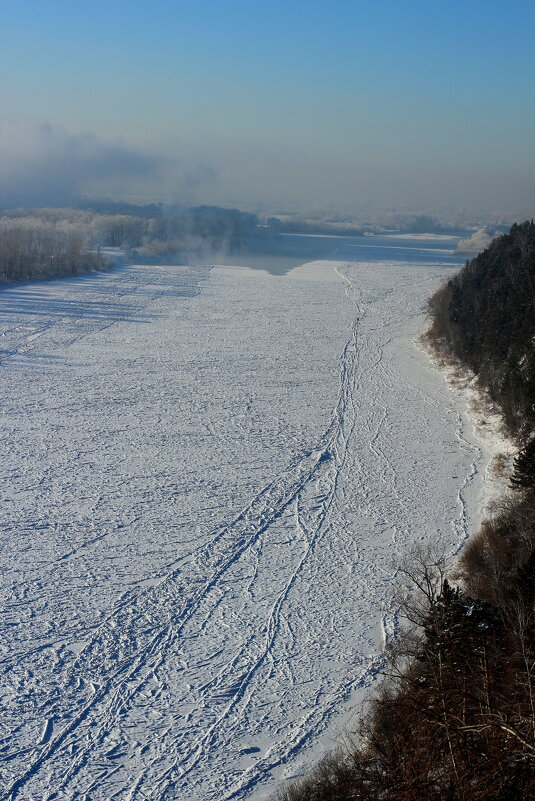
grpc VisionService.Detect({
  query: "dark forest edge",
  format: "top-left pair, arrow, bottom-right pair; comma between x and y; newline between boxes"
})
277,221 -> 535,800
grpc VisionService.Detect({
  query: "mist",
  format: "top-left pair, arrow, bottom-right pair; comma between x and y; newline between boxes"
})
0,120 -> 218,209
2,116 -> 533,224
2,1 -> 534,220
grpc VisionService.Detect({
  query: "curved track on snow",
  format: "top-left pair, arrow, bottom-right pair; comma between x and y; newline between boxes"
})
0,252 -> 483,800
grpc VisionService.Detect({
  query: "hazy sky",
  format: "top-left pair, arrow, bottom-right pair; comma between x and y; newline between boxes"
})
2,0 -> 534,214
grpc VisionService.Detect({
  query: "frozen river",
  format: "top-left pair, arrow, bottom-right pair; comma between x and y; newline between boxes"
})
1,234 -> 486,800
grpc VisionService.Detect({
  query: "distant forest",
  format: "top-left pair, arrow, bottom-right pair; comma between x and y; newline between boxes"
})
279,222 -> 535,801
267,211 -> 467,237
0,200 -> 490,286
0,203 -> 259,283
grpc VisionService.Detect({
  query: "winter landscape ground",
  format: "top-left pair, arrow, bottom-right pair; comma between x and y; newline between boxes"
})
0,234 -> 494,800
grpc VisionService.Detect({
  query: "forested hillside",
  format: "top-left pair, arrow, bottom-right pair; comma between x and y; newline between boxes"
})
278,222 -> 535,801
428,220 -> 535,436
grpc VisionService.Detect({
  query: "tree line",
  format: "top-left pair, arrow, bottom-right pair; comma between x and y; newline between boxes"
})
427,220 -> 535,436
0,203 -> 259,283
0,216 -> 108,282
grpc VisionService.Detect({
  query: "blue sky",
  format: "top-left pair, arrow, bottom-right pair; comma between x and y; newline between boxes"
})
1,0 -> 534,213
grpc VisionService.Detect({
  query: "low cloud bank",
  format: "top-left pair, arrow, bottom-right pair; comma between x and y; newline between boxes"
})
0,120 -> 217,208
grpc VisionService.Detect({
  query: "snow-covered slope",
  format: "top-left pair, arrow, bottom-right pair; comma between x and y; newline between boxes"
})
1,246 -> 487,800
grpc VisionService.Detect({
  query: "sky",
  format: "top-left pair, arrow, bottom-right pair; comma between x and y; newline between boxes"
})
1,0 -> 535,215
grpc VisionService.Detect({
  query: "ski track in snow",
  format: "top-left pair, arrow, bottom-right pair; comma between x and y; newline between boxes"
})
1,251 -> 483,800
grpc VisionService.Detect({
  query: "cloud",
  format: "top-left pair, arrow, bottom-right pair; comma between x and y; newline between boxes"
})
0,120 -> 217,208
455,227 -> 503,256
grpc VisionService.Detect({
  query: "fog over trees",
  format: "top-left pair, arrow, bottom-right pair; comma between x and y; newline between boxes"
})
0,204 -> 259,283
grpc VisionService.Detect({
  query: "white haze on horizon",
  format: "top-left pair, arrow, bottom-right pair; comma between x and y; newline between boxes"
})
1,118 -> 533,222
0,120 -> 218,209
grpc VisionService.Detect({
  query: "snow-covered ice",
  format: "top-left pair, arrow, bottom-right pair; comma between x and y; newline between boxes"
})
1,238 -> 489,800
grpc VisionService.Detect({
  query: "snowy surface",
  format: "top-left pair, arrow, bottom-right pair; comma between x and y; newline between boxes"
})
419,348 -> 516,513
1,241 -> 489,800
